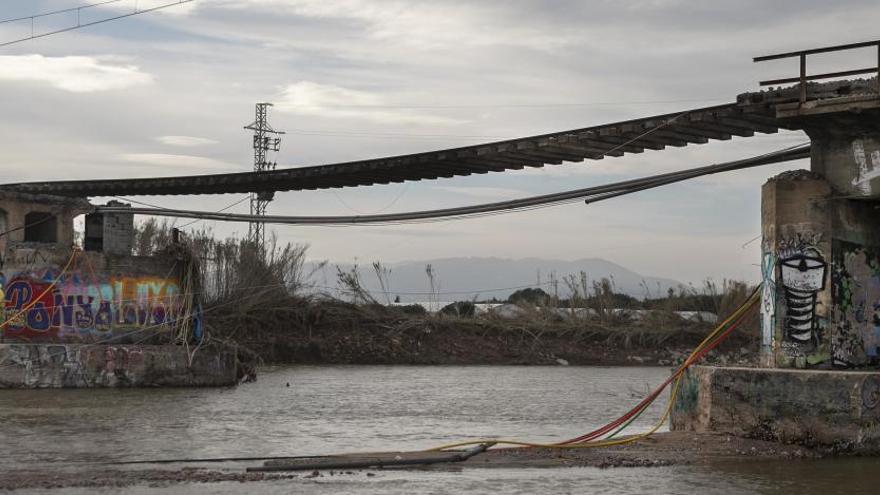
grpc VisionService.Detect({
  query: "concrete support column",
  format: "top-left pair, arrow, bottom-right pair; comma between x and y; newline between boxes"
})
762,104 -> 880,369
796,106 -> 880,199
761,173 -> 833,368
674,88 -> 880,446
829,199 -> 880,367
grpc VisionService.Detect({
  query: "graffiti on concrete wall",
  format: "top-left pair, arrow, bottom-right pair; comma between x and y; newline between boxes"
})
778,234 -> 827,345
0,268 -> 184,343
875,300 -> 880,359
831,242 -> 880,367
863,376 -> 880,413
852,139 -> 880,195
760,250 -> 777,354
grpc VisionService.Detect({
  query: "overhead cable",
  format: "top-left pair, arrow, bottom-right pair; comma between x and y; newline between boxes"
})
94,144 -> 811,226
282,127 -> 804,142
0,0 -> 194,47
281,97 -> 730,110
0,0 -> 125,24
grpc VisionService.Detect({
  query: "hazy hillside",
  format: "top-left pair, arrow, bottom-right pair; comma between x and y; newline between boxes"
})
307,257 -> 683,302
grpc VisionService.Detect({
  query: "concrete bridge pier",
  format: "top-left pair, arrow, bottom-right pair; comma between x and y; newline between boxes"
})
763,98 -> 880,369
672,95 -> 880,449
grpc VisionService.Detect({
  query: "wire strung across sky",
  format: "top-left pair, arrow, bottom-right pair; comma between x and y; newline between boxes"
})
0,0 -> 125,24
105,194 -> 251,229
279,97 -> 733,110
94,143 -> 811,227
0,0 -> 194,47
282,127 -> 808,142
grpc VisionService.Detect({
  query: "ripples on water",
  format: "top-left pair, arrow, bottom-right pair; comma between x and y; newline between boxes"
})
2,366 -> 879,494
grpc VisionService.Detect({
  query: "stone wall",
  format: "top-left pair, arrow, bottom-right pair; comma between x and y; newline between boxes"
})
0,344 -> 236,388
0,193 -> 229,388
102,211 -> 134,256
0,191 -> 89,260
85,200 -> 134,256
1,192 -> 191,345
1,247 -> 188,344
671,365 -> 880,450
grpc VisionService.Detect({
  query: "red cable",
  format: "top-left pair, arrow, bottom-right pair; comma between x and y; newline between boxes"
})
557,303 -> 753,445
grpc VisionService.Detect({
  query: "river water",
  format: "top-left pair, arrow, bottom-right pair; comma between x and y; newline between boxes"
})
2,365 -> 879,494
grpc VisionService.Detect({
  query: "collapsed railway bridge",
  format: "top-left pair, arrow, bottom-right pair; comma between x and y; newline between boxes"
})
0,92 -> 811,197
1,39 -> 879,450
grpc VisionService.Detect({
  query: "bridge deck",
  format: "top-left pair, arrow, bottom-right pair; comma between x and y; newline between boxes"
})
2,101 -> 788,197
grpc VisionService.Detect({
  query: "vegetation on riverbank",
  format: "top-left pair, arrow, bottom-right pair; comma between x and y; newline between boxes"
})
139,221 -> 760,367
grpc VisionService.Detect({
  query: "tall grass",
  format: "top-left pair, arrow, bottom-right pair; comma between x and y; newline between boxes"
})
132,219 -> 758,357
134,219 -> 320,307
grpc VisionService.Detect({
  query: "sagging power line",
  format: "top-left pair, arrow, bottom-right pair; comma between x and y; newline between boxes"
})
278,97 -> 731,110
94,144 -> 810,226
0,0 -> 125,24
0,0 -> 194,47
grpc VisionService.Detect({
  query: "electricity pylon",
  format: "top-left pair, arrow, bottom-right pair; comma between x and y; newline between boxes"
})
243,102 -> 284,250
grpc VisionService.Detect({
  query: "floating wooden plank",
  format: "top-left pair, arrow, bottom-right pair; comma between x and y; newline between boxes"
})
247,444 -> 495,473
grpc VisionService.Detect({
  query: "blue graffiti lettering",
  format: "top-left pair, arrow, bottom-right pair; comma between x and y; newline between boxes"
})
26,302 -> 51,331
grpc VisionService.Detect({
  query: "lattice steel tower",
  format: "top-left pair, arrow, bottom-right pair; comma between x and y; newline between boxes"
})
244,103 -> 284,249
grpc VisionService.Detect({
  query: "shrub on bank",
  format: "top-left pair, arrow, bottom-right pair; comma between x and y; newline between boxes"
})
440,301 -> 476,318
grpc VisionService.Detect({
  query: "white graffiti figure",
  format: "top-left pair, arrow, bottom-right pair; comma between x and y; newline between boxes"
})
760,252 -> 776,350
852,140 -> 880,195
779,247 -> 827,342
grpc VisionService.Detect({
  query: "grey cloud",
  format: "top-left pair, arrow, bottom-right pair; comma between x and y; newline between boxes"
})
1,0 -> 875,282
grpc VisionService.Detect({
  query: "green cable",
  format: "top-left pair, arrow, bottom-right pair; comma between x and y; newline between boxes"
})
605,403 -> 649,439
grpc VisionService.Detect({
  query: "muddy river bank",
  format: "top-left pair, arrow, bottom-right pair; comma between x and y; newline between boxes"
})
3,366 -> 877,493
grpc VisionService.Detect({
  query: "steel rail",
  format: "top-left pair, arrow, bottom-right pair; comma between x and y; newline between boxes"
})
0,102 -> 791,197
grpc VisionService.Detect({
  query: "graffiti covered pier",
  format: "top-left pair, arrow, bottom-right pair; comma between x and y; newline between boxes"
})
0,192 -> 193,345
0,262 -> 184,343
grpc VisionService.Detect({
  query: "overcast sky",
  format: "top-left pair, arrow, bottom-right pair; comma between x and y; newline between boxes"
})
1,0 -> 878,285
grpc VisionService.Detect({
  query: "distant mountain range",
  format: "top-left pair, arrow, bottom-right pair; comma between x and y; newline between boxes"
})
307,257 -> 683,302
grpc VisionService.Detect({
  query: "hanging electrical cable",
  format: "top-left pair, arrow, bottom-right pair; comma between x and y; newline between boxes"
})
0,0 -> 194,47
94,144 -> 810,226
0,0 -> 125,24
421,287 -> 761,452
100,286 -> 763,468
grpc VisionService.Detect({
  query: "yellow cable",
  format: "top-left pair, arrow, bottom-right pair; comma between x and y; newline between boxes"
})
426,290 -> 761,452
